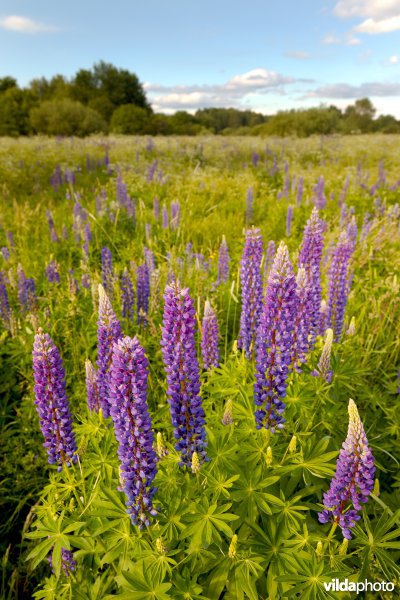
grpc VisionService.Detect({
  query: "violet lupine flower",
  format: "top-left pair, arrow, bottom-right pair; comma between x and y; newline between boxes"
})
298,208 -> 324,346
1,247 -> 10,260
153,197 -> 160,220
318,399 -> 375,539
346,216 -> 358,249
162,205 -> 169,229
81,273 -> 91,289
0,271 -> 11,327
48,547 -> 77,577
360,213 -> 372,242
65,168 -> 76,186
137,264 -> 150,326
32,329 -> 77,469
109,336 -> 158,527
160,283 -> 207,468
116,174 -> 129,207
326,232 -> 354,342
201,301 -> 219,370
238,227 -> 264,359
311,327 -> 334,382
313,176 -> 326,209
46,210 -> 60,243
144,247 -> 156,274
246,187 -> 254,224
83,223 -> 92,255
85,359 -> 100,411
120,268 -> 135,322
217,235 -> 230,284
18,267 -> 37,312
97,284 -> 122,418
50,166 -> 63,192
147,159 -> 158,182
264,240 -> 276,277
170,201 -> 180,230
296,177 -> 304,205
101,246 -> 114,298
291,268 -> 313,372
46,260 -> 60,284
286,205 -> 294,237
254,241 -> 297,432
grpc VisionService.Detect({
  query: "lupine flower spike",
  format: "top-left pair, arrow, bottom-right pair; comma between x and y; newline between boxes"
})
32,329 -> 77,470
161,283 -> 207,468
85,359 -> 100,412
201,301 -> 219,370
291,267 -> 313,372
254,241 -> 297,432
326,232 -> 354,342
311,328 -> 334,383
97,284 -> 122,418
217,235 -> 230,284
238,227 -> 264,358
109,336 -> 158,527
318,399 -> 375,539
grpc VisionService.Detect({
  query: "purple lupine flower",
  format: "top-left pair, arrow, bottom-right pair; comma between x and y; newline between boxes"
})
46,210 -> 60,243
6,232 -> 15,248
298,208 -> 324,346
109,336 -> 158,527
160,283 -> 207,468
50,166 -> 63,192
326,232 -> 354,342
201,301 -> 219,370
32,329 -> 77,469
360,213 -> 372,242
48,547 -> 77,577
318,399 -> 375,539
162,205 -> 169,229
116,174 -> 129,207
254,241 -> 297,432
252,151 -> 259,167
153,197 -> 160,220
147,159 -> 158,182
170,201 -> 180,230
246,187 -> 254,224
125,197 -> 136,224
291,268 -> 313,372
264,240 -> 276,277
83,223 -> 92,255
296,177 -> 304,205
46,260 -> 60,284
144,247 -> 155,274
1,247 -> 10,260
137,264 -> 150,326
120,268 -> 135,322
238,227 -> 264,358
18,267 -> 37,312
346,216 -> 358,249
65,168 -> 76,186
0,271 -> 11,327
97,284 -> 122,418
81,273 -> 91,289
313,176 -> 326,209
85,359 -> 100,412
311,327 -> 334,382
217,235 -> 230,284
101,246 -> 114,298
338,174 -> 350,206
286,205 -> 294,237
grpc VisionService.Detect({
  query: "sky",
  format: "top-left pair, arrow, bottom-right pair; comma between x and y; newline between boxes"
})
1,0 -> 400,117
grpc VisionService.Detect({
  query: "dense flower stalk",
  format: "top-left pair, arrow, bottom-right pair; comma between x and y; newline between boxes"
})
201,301 -> 219,370
238,227 -> 264,358
97,284 -> 122,417
162,205 -> 169,229
109,336 -> 158,527
326,232 -> 354,342
311,328 -> 334,382
160,283 -> 207,467
170,201 -> 180,230
1,247 -> 10,260
46,260 -> 60,284
286,205 -> 294,237
101,246 -> 114,298
32,329 -> 77,469
0,271 -> 11,327
318,399 -> 375,539
298,208 -> 325,346
144,247 -> 156,274
137,264 -> 150,326
313,176 -> 326,209
85,359 -> 100,411
48,548 -> 77,577
217,235 -> 230,284
153,197 -> 160,219
254,241 -> 297,432
120,268 -> 135,322
46,210 -> 60,243
291,268 -> 313,371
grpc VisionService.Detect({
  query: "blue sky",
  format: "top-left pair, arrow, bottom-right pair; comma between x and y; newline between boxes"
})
1,0 -> 400,116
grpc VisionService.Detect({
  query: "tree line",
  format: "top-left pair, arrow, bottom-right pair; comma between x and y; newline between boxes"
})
0,61 -> 399,136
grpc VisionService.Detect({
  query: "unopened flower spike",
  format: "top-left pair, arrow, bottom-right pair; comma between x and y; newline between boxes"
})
311,328 -> 334,383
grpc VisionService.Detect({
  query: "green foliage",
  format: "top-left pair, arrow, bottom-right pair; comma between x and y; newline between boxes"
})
30,99 -> 107,136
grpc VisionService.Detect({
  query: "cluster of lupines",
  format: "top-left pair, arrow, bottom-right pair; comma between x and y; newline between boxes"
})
101,246 -> 114,298
18,266 -> 37,313
85,359 -> 100,412
291,268 -> 314,371
238,227 -> 264,358
46,260 -> 60,284
217,235 -> 230,284
161,283 -> 207,468
32,329 -> 77,469
319,399 -> 375,539
326,232 -> 354,342
97,285 -> 122,417
254,241 -> 297,431
201,301 -> 220,370
120,268 -> 135,322
136,264 -> 150,326
298,208 -> 324,345
109,336 -> 158,527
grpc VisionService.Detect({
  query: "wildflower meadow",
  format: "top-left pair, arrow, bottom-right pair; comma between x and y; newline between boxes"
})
1,134 -> 399,599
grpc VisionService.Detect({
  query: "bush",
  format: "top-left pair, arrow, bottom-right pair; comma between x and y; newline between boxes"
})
30,99 -> 106,136
110,104 -> 151,134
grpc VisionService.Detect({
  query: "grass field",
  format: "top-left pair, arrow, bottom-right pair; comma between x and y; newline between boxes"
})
0,134 -> 399,599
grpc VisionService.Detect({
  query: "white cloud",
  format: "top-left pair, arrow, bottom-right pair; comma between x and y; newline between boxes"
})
303,81 -> 400,99
322,34 -> 342,44
146,69 -> 298,112
389,54 -> 399,63
354,15 -> 400,33
333,1 -> 400,35
0,15 -> 57,33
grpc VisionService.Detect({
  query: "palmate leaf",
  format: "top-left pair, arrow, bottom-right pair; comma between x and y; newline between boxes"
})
354,509 -> 400,581
230,466 -> 280,521
205,426 -> 239,473
276,553 -> 344,600
157,490 -> 192,541
115,562 -> 172,599
172,568 -> 203,600
276,435 -> 338,480
181,498 -> 239,548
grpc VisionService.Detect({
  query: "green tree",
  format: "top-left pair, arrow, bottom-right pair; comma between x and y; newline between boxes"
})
0,88 -> 36,135
30,98 -> 106,136
110,104 -> 151,134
